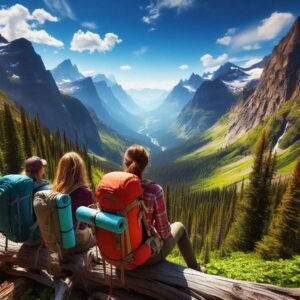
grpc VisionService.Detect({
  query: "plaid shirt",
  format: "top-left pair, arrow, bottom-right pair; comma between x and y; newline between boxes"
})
142,180 -> 171,240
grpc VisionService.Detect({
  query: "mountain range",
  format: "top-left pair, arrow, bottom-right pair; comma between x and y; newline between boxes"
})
149,17 -> 300,190
0,35 -> 102,155
54,62 -> 158,153
1,16 -> 299,189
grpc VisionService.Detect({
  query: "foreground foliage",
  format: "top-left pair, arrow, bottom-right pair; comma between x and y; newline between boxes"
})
167,251 -> 300,288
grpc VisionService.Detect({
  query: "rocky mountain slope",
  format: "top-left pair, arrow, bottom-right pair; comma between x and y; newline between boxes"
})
0,36 -> 102,154
174,79 -> 236,138
226,17 -> 300,143
51,59 -> 84,85
149,17 -> 300,190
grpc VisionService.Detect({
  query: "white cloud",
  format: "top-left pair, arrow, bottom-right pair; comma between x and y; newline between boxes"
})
133,46 -> 149,57
256,12 -> 294,40
200,53 -> 228,68
241,57 -> 262,68
243,43 -> 261,50
226,28 -> 237,35
32,8 -> 58,24
142,0 -> 194,24
70,30 -> 122,53
82,22 -> 97,30
217,36 -> 231,45
178,64 -> 189,70
120,65 -> 132,71
216,12 -> 294,50
0,4 -> 63,47
43,0 -> 75,20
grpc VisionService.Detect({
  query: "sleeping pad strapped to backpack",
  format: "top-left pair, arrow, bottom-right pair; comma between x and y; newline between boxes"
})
96,171 -> 162,271
0,175 -> 40,243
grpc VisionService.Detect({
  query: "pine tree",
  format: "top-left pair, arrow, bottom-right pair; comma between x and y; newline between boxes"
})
20,107 -> 33,158
2,103 -> 24,174
256,158 -> 300,259
223,130 -> 276,252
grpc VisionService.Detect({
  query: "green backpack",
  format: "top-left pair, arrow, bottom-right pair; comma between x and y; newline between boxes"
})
0,175 -> 40,243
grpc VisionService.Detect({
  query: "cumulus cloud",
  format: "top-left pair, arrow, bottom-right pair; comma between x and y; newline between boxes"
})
133,46 -> 149,57
242,43 -> 261,51
200,53 -> 228,73
233,12 -> 294,48
120,65 -> 132,71
241,57 -> 263,68
142,0 -> 194,24
43,0 -> 75,20
201,53 -> 228,67
178,64 -> 189,70
0,4 -> 63,47
70,30 -> 122,53
217,12 -> 294,50
32,8 -> 58,24
226,28 -> 237,35
217,36 -> 231,45
82,22 -> 97,30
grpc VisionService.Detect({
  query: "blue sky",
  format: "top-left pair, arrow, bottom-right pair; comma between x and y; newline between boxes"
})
0,0 -> 299,89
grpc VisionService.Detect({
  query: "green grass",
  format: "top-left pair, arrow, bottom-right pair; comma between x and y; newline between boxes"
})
91,167 -> 105,188
194,155 -> 252,190
167,251 -> 300,288
151,95 -> 300,191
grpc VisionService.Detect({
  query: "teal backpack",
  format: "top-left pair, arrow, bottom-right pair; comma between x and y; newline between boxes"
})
0,174 -> 41,243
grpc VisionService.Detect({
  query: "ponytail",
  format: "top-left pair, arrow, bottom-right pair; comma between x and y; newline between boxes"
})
123,145 -> 149,179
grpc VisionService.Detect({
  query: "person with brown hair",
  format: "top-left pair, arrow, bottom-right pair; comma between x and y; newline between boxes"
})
24,156 -> 50,193
52,152 -> 95,251
123,144 -> 200,271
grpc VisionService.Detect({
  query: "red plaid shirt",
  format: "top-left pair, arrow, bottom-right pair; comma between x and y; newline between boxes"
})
142,180 -> 171,240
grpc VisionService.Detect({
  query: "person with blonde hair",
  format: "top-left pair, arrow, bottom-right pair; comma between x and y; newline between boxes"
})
52,152 -> 95,252
123,145 -> 201,271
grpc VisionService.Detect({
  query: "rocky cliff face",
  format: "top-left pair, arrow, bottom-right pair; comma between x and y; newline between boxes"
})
227,17 -> 300,141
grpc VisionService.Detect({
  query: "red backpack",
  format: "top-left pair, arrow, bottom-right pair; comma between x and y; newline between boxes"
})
95,172 -> 161,272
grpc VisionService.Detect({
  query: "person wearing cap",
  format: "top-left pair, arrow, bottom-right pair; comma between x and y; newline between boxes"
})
25,156 -> 51,193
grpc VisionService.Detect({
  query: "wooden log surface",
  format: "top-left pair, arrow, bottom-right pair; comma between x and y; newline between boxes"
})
0,236 -> 299,300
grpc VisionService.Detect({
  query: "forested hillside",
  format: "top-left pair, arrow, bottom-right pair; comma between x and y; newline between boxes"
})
0,91 -> 110,185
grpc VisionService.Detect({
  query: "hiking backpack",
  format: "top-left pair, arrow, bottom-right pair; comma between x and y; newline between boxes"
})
33,186 -> 94,257
0,174 -> 40,243
95,171 -> 162,271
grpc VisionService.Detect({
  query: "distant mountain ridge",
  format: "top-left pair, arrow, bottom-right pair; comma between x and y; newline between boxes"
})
174,79 -> 236,138
51,59 -> 84,84
0,37 -> 102,154
60,76 -> 158,152
93,80 -> 142,130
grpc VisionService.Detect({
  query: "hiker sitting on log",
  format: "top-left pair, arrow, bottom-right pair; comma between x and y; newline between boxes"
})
51,152 -> 95,254
123,144 -> 200,271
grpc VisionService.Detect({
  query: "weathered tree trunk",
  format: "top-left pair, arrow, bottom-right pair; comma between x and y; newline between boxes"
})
0,236 -> 299,300
0,277 -> 33,300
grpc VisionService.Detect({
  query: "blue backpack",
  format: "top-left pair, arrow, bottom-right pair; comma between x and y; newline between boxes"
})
0,174 -> 41,243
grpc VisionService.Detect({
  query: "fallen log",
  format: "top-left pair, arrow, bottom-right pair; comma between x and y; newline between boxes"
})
0,277 -> 33,300
0,236 -> 299,300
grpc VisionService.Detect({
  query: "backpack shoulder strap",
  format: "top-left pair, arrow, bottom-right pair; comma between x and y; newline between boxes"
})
68,183 -> 86,195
